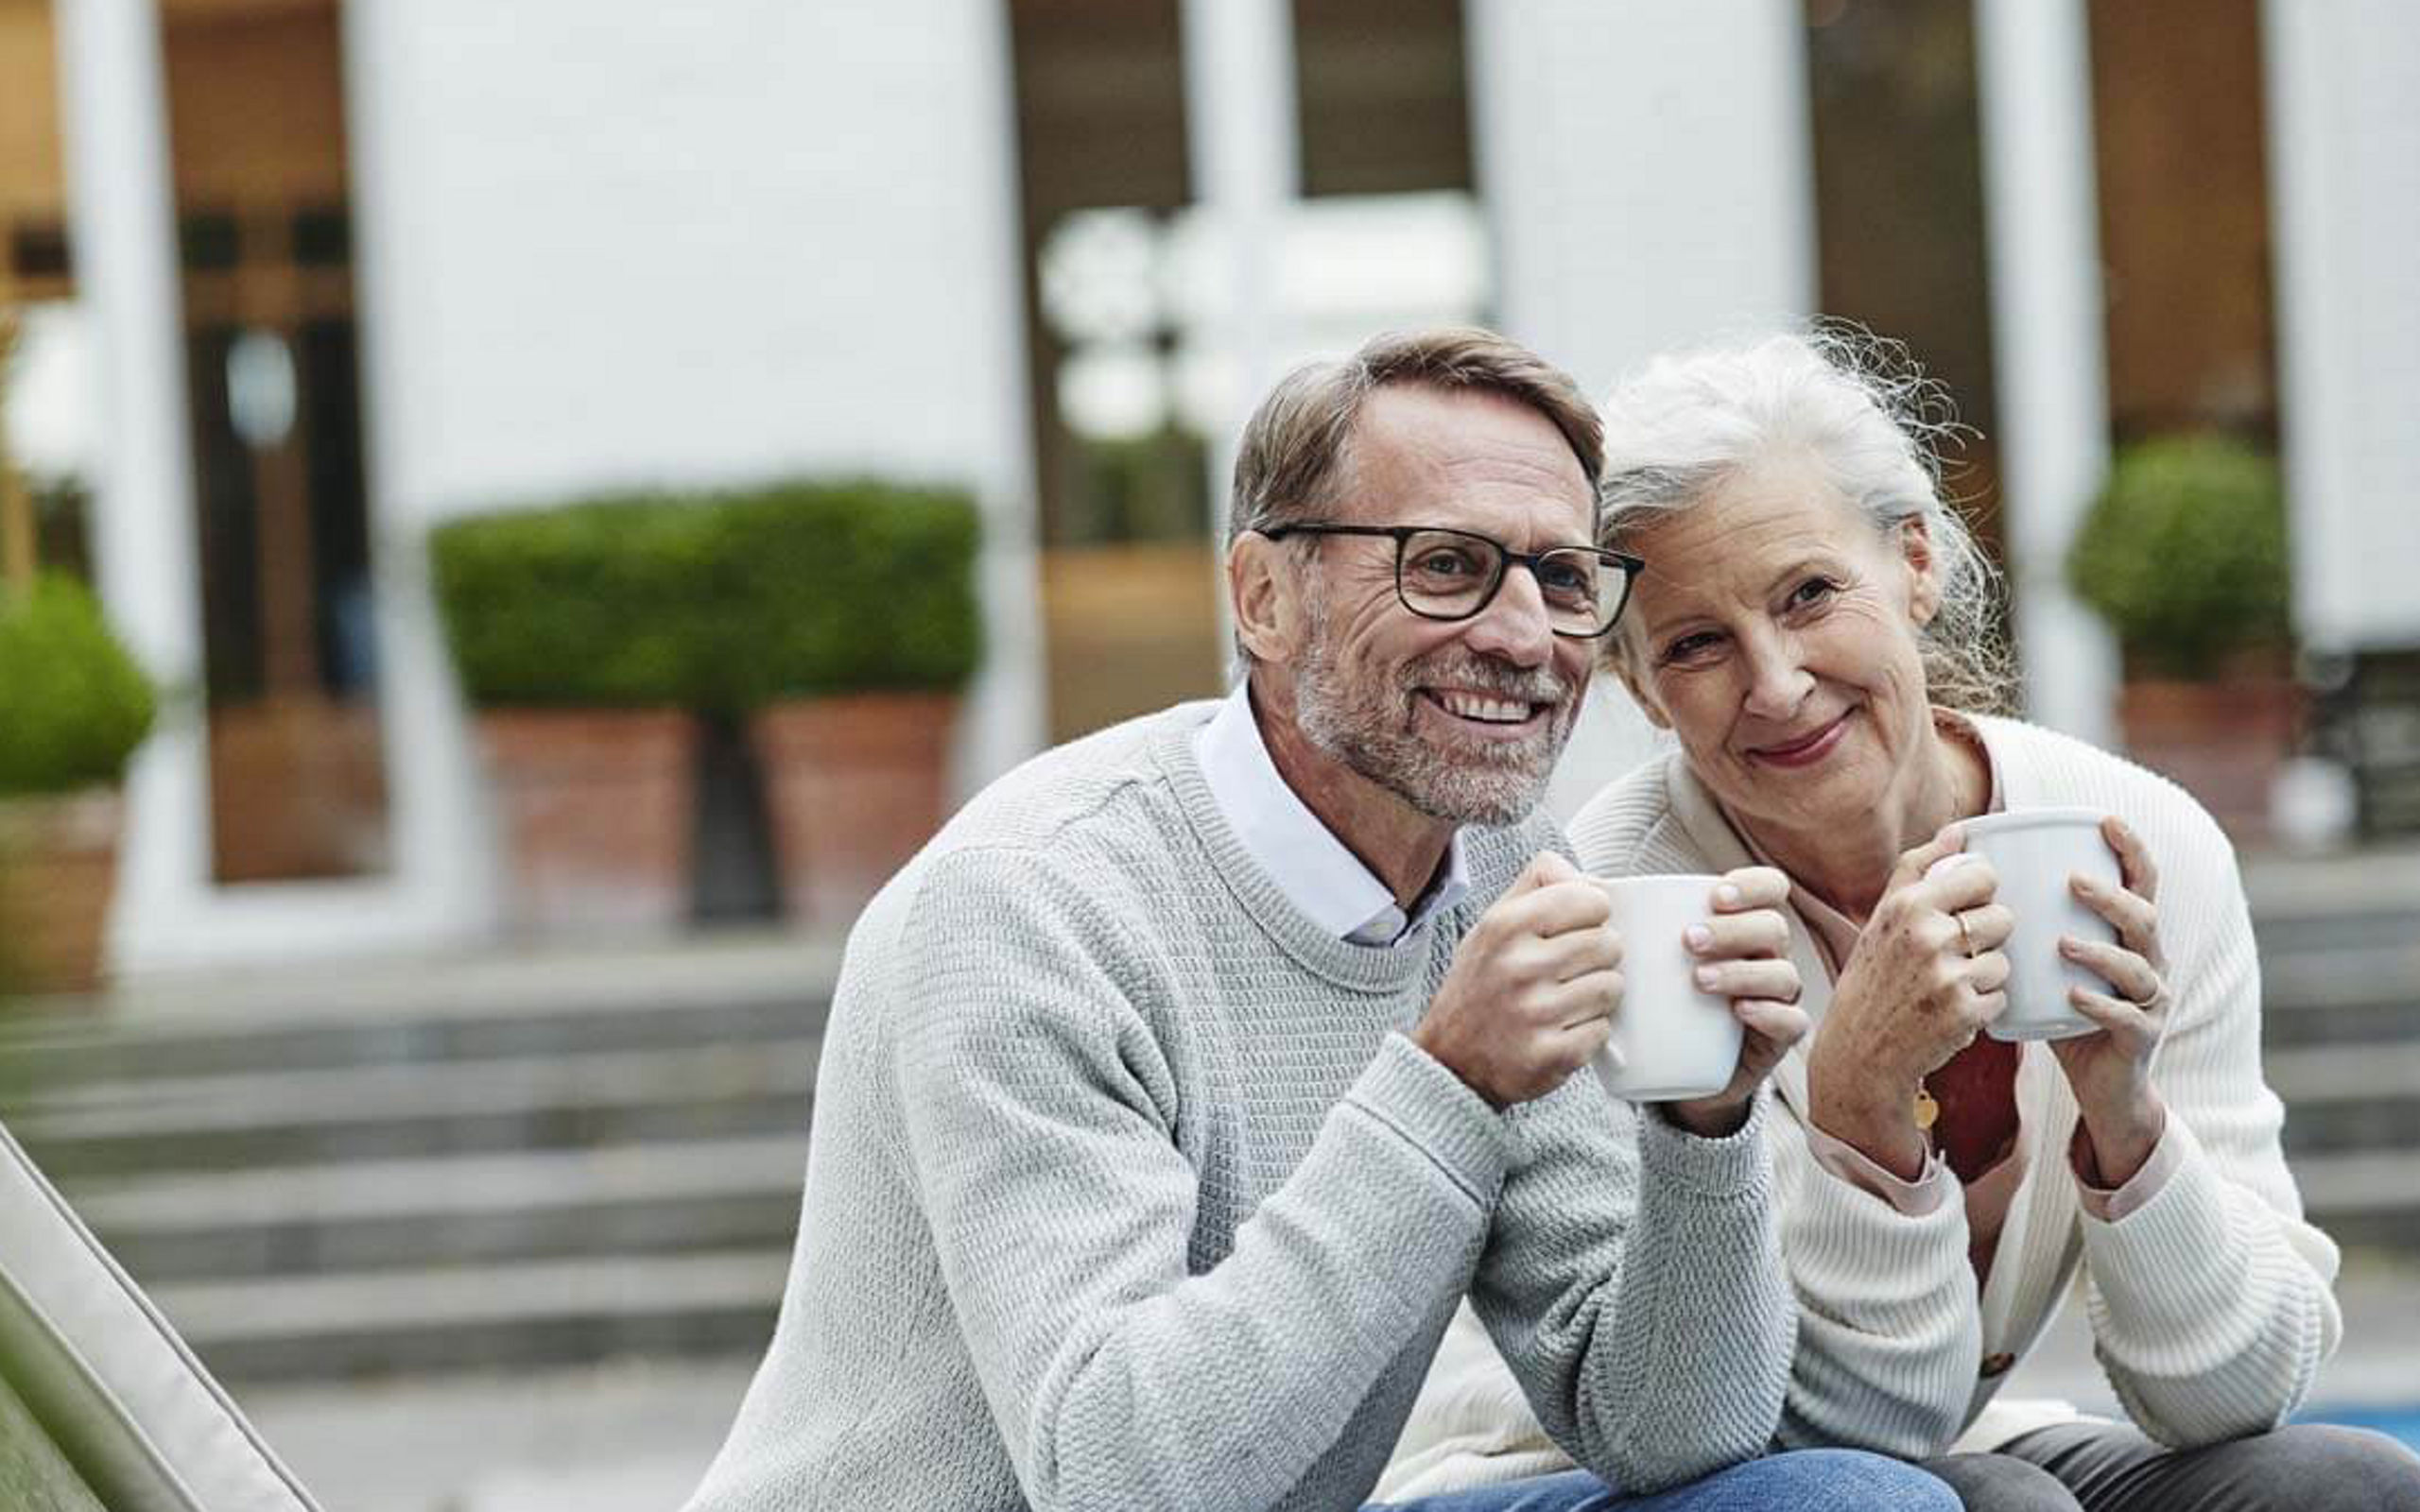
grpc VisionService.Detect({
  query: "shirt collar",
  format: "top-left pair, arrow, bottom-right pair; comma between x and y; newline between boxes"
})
1195,681 -> 1471,946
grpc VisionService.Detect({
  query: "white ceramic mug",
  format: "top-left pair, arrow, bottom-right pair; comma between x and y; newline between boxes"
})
1588,873 -> 1745,1103
1959,808 -> 2123,1042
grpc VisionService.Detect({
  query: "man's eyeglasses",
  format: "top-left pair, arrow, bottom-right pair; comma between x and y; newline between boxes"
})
1259,524 -> 1645,639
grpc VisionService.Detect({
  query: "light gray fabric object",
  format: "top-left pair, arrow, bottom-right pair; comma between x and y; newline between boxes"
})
683,701 -> 1794,1512
0,1119 -> 322,1512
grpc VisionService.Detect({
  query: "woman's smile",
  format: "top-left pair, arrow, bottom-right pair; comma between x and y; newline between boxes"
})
1744,711 -> 1852,768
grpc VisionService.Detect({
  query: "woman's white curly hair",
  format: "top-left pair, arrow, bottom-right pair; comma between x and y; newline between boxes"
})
1595,319 -> 2018,715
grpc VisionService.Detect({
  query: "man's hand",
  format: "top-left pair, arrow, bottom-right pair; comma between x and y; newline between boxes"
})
1661,866 -> 1811,1139
1413,851 -> 1622,1108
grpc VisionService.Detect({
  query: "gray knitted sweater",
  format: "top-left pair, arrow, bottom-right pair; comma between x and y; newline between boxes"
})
683,703 -> 1793,1512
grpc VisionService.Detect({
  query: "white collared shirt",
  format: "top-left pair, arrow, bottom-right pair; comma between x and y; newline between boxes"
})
1195,682 -> 1472,947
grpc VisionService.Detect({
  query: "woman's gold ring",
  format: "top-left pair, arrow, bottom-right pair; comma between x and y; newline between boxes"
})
1955,911 -> 1977,958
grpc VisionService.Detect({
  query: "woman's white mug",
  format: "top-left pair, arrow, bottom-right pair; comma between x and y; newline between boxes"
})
1588,874 -> 1744,1102
1956,808 -> 2123,1041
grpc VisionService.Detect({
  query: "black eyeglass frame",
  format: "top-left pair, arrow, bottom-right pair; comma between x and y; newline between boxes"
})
1258,523 -> 1647,639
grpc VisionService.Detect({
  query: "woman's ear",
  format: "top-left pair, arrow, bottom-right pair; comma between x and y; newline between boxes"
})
1229,533 -> 1305,664
1899,514 -> 1942,627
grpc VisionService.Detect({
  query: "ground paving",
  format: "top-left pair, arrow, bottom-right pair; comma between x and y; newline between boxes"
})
235,1252 -> 2420,1512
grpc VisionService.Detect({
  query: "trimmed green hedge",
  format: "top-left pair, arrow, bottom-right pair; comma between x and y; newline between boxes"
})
2068,435 -> 2291,679
430,480 -> 982,712
0,575 -> 157,798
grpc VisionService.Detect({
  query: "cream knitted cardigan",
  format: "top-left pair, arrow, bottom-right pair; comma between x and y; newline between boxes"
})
1379,714 -> 2342,1501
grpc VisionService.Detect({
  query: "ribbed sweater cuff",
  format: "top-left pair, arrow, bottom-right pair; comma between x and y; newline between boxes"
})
2078,1118 -> 2242,1326
1637,1091 -> 1772,1200
1350,1034 -> 1515,1209
1787,1140 -> 1970,1323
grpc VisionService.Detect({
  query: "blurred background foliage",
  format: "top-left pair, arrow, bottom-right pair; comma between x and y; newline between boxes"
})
428,480 -> 984,713
2069,434 -> 2291,679
0,575 -> 156,799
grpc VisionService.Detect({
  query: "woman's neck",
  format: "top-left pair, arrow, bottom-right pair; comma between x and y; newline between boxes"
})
1738,712 -> 1991,922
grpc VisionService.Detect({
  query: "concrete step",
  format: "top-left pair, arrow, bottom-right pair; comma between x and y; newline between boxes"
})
72,1136 -> 811,1284
0,992 -> 827,1092
2291,1149 -> 2420,1252
152,1249 -> 791,1384
0,1040 -> 820,1177
2259,943 -> 2420,1046
2271,1041 -> 2420,1154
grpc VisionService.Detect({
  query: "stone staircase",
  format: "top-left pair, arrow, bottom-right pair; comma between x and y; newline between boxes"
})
2251,859 -> 2420,1251
0,938 -> 835,1384
0,852 -> 2412,1389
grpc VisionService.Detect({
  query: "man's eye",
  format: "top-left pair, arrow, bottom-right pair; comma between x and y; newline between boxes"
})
1411,549 -> 1481,579
1536,559 -> 1593,598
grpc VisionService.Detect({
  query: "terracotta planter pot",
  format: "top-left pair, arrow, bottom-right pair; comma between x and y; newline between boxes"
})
0,790 -> 123,998
477,708 -> 699,937
752,693 -> 959,932
2116,671 -> 2306,847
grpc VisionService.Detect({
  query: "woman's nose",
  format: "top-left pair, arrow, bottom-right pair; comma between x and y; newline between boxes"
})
1739,632 -> 1812,718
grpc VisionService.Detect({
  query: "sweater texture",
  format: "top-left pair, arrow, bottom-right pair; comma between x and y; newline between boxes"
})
1385,714 -> 2342,1491
682,702 -> 1793,1512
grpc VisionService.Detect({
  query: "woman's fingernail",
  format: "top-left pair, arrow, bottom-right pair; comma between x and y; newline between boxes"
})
1715,884 -> 1740,906
1684,923 -> 1713,950
1695,966 -> 1719,989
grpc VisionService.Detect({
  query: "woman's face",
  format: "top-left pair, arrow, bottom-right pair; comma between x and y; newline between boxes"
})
1613,455 -> 1944,844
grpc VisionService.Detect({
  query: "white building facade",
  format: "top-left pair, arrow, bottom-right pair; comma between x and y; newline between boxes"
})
33,0 -> 2415,971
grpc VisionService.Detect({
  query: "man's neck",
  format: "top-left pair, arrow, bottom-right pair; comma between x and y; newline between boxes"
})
1247,679 -> 1456,908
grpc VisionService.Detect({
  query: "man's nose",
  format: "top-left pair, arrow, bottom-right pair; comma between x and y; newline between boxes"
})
1460,564 -> 1556,666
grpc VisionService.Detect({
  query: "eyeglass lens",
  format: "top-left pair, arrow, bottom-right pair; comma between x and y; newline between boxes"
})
1397,529 -> 1626,633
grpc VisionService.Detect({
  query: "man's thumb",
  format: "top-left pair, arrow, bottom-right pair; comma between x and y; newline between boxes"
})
1515,850 -> 1582,892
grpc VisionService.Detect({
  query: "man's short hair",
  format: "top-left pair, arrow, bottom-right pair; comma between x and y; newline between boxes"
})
1224,326 -> 1605,549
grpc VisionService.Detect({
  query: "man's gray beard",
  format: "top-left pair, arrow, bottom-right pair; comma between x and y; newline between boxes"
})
1291,594 -> 1575,828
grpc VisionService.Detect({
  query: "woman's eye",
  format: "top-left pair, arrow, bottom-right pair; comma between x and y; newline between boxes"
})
1661,631 -> 1721,664
1789,576 -> 1840,610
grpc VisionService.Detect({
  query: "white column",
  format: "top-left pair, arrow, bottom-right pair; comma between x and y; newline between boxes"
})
1180,0 -> 1298,617
2263,0 -> 2420,654
1468,0 -> 1816,386
52,0 -> 213,965
1974,0 -> 2118,744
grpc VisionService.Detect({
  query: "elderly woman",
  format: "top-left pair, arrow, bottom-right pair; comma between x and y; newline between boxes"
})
1380,330 -> 2420,1512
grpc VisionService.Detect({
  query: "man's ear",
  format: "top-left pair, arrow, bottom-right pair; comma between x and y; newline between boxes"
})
1898,514 -> 1942,627
1229,533 -> 1306,664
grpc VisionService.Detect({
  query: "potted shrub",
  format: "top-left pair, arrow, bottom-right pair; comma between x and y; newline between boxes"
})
430,497 -> 712,936
0,575 -> 157,995
708,481 -> 983,932
2067,434 -> 2298,841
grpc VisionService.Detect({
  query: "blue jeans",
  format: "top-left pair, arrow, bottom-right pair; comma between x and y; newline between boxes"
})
1372,1449 -> 1961,1511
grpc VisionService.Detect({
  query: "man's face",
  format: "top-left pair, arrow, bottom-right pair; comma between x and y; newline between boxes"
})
1287,385 -> 1598,827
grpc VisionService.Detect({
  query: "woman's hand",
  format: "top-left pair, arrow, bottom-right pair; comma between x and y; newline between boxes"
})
1663,866 -> 1811,1139
2048,816 -> 2172,1185
1806,826 -> 2014,1178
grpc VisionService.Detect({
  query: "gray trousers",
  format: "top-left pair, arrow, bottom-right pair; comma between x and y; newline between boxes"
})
1921,1420 -> 2420,1512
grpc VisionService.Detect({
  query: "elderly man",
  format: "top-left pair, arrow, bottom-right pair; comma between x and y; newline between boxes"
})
682,329 -> 1957,1512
